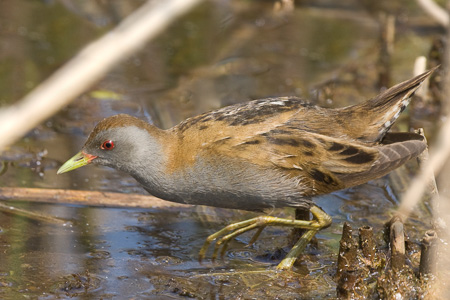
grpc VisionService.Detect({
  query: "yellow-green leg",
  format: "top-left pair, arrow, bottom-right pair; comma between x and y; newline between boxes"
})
277,206 -> 332,270
198,206 -> 332,270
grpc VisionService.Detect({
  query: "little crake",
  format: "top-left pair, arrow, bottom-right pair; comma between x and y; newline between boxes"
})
58,68 -> 435,270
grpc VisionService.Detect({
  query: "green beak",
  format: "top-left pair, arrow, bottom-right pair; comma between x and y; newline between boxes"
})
57,151 -> 97,174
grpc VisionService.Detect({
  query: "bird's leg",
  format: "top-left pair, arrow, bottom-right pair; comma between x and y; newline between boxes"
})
199,218 -> 268,262
290,207 -> 311,245
216,225 -> 266,260
198,205 -> 332,270
212,221 -> 261,260
277,206 -> 332,270
246,226 -> 266,247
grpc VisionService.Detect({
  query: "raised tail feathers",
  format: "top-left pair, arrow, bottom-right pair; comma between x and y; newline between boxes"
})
349,66 -> 438,143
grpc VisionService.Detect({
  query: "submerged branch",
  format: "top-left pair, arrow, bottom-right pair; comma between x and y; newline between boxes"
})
0,187 -> 191,209
0,202 -> 67,225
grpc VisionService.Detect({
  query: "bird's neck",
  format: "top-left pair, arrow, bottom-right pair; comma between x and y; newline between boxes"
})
120,125 -> 181,201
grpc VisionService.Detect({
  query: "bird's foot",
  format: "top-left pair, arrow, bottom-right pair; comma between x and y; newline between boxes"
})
198,206 -> 332,270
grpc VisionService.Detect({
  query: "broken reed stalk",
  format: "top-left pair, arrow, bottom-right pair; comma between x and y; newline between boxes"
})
337,222 -> 358,276
419,230 -> 438,277
359,225 -> 375,266
337,270 -> 360,299
336,222 -> 360,299
390,216 -> 405,271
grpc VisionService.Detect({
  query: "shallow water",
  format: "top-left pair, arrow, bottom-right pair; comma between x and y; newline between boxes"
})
0,0 -> 439,298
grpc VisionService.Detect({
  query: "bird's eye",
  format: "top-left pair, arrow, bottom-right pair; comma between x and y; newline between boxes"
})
100,140 -> 115,150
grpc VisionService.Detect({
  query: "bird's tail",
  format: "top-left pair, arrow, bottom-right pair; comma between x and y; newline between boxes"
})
347,66 -> 437,143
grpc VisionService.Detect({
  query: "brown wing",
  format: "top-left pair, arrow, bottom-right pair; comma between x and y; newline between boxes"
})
202,126 -> 375,196
208,128 -> 426,197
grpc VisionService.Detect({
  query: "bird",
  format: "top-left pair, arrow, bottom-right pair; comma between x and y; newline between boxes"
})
58,67 -> 435,270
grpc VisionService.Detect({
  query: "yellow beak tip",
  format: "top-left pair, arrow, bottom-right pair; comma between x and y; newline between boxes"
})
57,151 -> 96,174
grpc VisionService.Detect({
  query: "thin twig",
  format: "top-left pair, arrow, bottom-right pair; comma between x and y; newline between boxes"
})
414,128 -> 441,228
416,0 -> 449,27
414,56 -> 429,97
397,118 -> 450,219
0,0 -> 203,151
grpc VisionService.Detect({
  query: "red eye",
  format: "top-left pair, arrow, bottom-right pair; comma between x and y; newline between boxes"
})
101,140 -> 114,150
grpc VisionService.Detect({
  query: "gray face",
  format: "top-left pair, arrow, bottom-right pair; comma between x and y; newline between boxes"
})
83,126 -> 163,174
